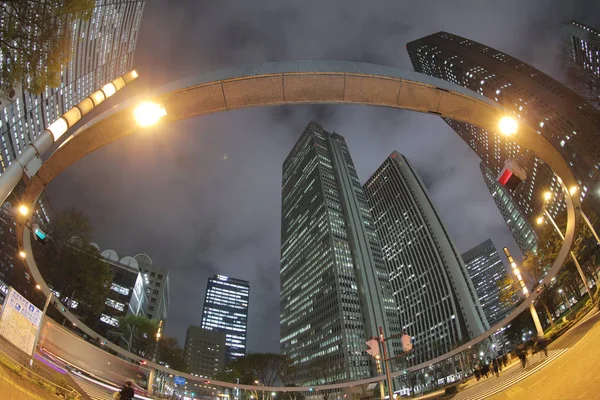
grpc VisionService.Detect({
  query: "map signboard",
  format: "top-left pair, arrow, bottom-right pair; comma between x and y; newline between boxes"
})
0,287 -> 42,354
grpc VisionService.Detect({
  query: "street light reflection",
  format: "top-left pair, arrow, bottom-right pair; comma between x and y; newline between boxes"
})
134,102 -> 167,127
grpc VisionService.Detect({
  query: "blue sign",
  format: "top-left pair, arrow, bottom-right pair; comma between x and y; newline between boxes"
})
174,376 -> 186,385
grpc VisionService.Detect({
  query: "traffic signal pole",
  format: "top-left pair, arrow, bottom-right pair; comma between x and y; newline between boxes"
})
379,327 -> 394,400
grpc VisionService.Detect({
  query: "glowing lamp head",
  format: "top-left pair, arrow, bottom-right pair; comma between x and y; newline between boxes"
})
569,186 -> 578,195
19,251 -> 26,259
499,116 -> 518,136
134,102 -> 167,127
35,284 -> 41,290
536,216 -> 544,225
544,192 -> 552,201
18,205 -> 29,216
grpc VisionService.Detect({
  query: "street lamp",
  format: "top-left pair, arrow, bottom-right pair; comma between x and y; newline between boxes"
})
134,102 -> 167,127
498,116 -> 518,136
18,205 -> 29,216
538,192 -> 593,299
19,250 -> 26,259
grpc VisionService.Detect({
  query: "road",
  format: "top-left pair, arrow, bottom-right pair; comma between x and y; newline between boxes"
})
452,310 -> 600,400
70,372 -> 114,400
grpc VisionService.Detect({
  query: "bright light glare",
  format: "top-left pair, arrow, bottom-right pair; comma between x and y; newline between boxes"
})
19,251 -> 26,259
498,116 -> 518,136
569,186 -> 578,195
35,284 -> 41,290
544,191 -> 552,201
132,70 -> 139,78
134,102 -> 167,127
536,216 -> 544,225
18,205 -> 29,216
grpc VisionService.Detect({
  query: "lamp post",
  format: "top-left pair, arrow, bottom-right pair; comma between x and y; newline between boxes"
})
558,289 -> 572,311
148,320 -> 163,395
503,247 -> 544,336
538,192 -> 593,300
30,287 -> 52,367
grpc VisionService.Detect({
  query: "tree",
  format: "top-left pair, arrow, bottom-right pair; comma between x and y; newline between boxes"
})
307,355 -> 337,400
157,336 -> 187,371
498,275 -> 522,309
216,354 -> 293,399
1,0 -> 95,96
117,315 -> 159,357
34,209 -> 112,317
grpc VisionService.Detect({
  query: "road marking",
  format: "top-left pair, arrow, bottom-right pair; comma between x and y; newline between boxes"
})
70,373 -> 114,400
453,348 -> 569,400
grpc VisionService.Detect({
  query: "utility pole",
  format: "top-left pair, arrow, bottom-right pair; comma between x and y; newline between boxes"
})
30,292 -> 52,367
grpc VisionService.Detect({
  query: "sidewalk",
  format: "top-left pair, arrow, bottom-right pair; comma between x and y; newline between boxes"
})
0,363 -> 60,400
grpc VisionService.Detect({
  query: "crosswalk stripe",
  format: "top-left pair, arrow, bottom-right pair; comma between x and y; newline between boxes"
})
70,373 -> 114,400
453,348 -> 569,400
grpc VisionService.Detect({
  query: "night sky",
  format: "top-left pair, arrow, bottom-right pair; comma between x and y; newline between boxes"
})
46,1 -> 599,353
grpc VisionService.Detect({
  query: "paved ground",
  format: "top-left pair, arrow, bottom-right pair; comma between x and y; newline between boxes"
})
452,310 -> 600,400
0,363 -> 58,400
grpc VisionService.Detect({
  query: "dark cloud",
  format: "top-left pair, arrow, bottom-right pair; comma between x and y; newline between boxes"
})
46,1 -> 599,353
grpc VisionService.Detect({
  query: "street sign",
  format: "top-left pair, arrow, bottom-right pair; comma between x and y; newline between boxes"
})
174,376 -> 186,385
0,287 -> 42,354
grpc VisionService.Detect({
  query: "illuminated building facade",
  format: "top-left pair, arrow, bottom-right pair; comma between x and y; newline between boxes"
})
135,254 -> 171,321
200,274 -> 249,363
565,21 -> 600,77
184,326 -> 226,378
363,152 -> 488,365
280,122 -> 401,384
462,239 -> 514,326
480,163 -> 538,255
407,32 -> 600,229
0,0 -> 145,175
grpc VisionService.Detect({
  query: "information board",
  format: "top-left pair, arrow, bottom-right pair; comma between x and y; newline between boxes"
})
0,287 -> 42,354
174,376 -> 187,385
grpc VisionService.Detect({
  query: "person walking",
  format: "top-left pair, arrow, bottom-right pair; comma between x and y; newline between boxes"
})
114,381 -> 135,400
502,353 -> 509,368
492,358 -> 500,378
537,336 -> 548,358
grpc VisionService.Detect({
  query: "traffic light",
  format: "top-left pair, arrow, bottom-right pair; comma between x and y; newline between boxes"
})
366,339 -> 380,357
33,224 -> 47,245
401,332 -> 413,353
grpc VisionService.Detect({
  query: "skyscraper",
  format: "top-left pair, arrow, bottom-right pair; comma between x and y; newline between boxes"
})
407,32 -> 600,229
280,122 -> 401,384
200,274 -> 249,363
363,152 -> 488,365
565,21 -> 600,77
480,163 -> 538,255
0,0 -> 146,175
462,239 -> 514,327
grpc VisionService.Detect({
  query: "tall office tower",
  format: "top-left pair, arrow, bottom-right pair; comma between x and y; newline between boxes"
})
480,163 -> 538,255
363,152 -> 488,365
407,32 -> 600,229
462,239 -> 514,327
135,254 -> 171,321
0,0 -> 146,175
184,326 -> 226,378
564,21 -> 600,77
280,122 -> 401,384
200,275 -> 249,363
